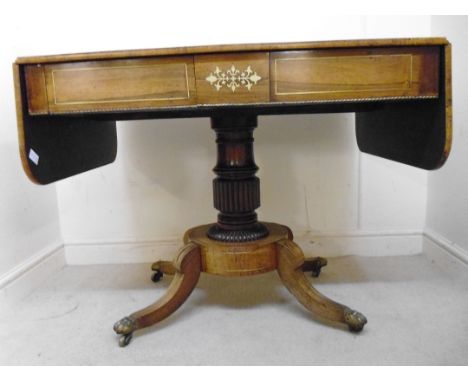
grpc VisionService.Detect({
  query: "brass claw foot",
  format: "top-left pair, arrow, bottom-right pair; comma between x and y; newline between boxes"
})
113,316 -> 137,347
113,316 -> 136,335
303,257 -> 328,277
344,308 -> 367,332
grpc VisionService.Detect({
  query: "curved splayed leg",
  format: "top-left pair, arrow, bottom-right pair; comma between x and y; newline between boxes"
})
277,240 -> 367,332
114,242 -> 201,346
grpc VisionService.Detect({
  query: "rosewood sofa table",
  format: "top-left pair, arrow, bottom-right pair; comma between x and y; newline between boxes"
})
14,38 -> 451,347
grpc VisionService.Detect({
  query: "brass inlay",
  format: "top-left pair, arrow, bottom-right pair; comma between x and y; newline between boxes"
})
205,65 -> 262,92
51,63 -> 191,105
274,54 -> 413,96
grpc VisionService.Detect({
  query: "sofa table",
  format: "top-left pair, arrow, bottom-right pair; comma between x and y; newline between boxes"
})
13,38 -> 451,347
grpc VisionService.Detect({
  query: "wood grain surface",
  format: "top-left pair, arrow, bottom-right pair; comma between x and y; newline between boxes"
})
271,47 -> 439,102
23,42 -> 443,114
24,65 -> 48,114
16,37 -> 448,65
185,222 -> 289,276
38,56 -> 196,113
14,37 -> 452,181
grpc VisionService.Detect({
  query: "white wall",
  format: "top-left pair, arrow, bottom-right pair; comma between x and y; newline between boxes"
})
425,16 -> 468,263
0,1 -> 63,289
55,12 -> 431,261
359,17 -> 430,233
0,1 -> 434,268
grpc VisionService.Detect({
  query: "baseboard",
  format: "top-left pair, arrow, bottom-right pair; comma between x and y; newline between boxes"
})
423,229 -> 468,274
64,239 -> 181,265
64,229 -> 423,265
0,241 -> 66,308
298,229 -> 423,257
1,229 -> 461,306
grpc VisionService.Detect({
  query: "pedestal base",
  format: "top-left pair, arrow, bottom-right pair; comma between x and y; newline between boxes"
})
113,222 -> 367,347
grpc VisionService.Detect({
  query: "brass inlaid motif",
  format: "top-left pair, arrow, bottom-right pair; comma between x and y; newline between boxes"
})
205,65 -> 262,92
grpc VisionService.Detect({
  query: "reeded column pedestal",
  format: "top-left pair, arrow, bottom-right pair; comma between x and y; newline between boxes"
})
113,115 -> 367,347
207,114 -> 268,242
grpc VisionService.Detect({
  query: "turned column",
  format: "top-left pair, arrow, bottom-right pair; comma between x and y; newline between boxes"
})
207,114 -> 269,242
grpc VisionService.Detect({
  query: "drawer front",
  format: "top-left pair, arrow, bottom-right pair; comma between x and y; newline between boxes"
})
28,56 -> 196,114
271,47 -> 439,102
24,46 -> 440,115
194,53 -> 269,104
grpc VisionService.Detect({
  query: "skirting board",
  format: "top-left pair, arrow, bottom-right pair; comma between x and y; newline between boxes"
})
3,230 -> 464,305
423,229 -> 468,276
0,241 -> 66,308
64,230 -> 423,265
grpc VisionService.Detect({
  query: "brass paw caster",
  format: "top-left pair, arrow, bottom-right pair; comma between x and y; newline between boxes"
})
119,333 -> 133,347
114,316 -> 137,347
344,308 -> 368,332
151,270 -> 164,283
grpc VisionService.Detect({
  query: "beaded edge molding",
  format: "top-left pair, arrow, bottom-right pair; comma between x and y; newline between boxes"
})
35,95 -> 438,115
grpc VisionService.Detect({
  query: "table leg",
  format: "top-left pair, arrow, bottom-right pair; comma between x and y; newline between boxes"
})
277,239 -> 367,332
113,243 -> 201,347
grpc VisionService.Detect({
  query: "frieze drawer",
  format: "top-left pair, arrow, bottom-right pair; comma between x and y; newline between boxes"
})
270,47 -> 439,102
23,45 -> 441,115
25,56 -> 196,114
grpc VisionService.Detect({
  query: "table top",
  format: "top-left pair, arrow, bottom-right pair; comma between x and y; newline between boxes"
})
13,38 -> 452,184
18,38 -> 446,115
15,37 -> 449,64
